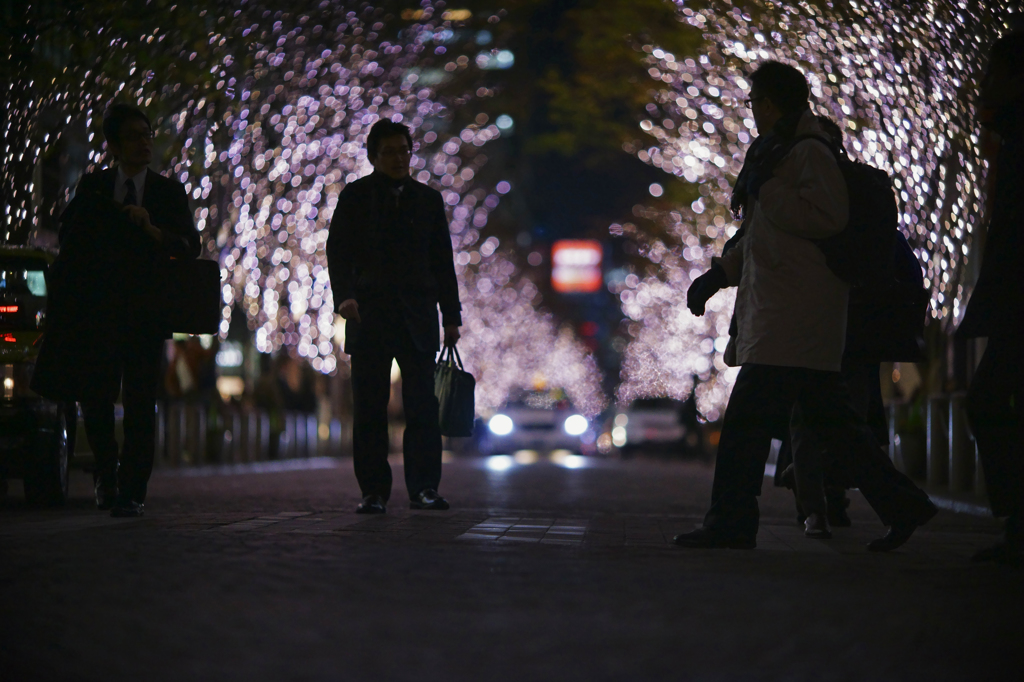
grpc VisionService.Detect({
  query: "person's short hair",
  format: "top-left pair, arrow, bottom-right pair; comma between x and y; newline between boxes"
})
102,103 -> 152,145
366,119 -> 413,161
750,61 -> 809,114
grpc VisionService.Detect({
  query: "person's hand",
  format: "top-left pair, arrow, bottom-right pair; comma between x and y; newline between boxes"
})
122,205 -> 161,241
686,264 -> 729,316
443,324 -> 461,347
338,298 -> 361,323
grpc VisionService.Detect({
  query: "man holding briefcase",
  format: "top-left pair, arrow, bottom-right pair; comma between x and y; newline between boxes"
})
32,103 -> 202,517
327,119 -> 463,514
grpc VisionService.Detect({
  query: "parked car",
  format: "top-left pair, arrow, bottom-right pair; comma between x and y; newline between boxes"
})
610,397 -> 704,457
0,246 -> 76,505
477,388 -> 596,455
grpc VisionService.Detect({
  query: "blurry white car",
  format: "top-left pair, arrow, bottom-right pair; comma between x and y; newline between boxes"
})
610,397 -> 689,455
478,389 -> 596,455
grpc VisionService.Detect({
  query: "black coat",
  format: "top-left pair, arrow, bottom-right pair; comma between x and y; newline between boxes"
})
326,172 -> 462,355
31,168 -> 201,402
958,134 -> 1023,339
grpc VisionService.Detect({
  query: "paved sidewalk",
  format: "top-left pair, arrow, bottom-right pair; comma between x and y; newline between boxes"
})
1,456 -> 1020,681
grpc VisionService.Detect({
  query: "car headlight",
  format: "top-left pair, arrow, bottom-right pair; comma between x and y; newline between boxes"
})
2,363 -> 34,402
488,414 -> 514,436
563,414 -> 588,436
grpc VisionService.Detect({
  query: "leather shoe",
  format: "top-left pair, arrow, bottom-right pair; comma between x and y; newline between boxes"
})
410,489 -> 449,510
804,513 -> 832,539
673,527 -> 756,550
356,495 -> 387,514
110,500 -> 144,518
867,502 -> 938,552
94,480 -> 117,511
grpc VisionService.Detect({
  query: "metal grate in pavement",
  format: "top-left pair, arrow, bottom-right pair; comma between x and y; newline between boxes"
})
207,511 -> 312,531
458,517 -> 588,545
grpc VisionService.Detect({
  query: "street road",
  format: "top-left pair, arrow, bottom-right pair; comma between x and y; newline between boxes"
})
1,453 -> 1020,681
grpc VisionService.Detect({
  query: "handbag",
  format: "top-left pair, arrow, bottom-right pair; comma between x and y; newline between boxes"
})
434,344 -> 476,437
159,258 -> 222,335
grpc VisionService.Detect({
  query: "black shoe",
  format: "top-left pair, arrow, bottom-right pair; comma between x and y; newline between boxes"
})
94,480 -> 117,511
410,489 -> 449,511
356,495 -> 386,514
673,527 -> 756,550
110,500 -> 144,518
867,502 -> 938,552
826,489 -> 852,527
827,506 -> 853,528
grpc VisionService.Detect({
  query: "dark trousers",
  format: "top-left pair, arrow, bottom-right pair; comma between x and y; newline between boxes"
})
967,331 -> 1022,537
350,324 -> 441,501
787,362 -> 886,516
704,364 -> 934,537
80,335 -> 163,503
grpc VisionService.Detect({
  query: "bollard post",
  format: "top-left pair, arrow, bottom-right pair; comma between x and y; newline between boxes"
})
154,400 -> 166,468
282,412 -> 295,459
926,395 -> 949,488
258,411 -> 270,461
166,402 -> 183,468
975,450 -> 988,497
307,414 -> 318,458
887,402 -> 903,465
948,392 -> 975,492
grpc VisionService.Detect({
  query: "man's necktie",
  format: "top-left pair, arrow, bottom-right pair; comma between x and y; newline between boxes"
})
123,178 -> 137,206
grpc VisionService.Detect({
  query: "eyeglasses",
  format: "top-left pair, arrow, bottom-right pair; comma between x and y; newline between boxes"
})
121,131 -> 155,143
377,147 -> 411,159
744,96 -> 765,108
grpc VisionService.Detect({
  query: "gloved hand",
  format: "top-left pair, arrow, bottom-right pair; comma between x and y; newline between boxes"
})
686,264 -> 729,316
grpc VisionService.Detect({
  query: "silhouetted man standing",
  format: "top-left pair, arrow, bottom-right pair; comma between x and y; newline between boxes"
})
33,103 -> 201,517
327,120 -> 462,514
677,62 -> 936,552
961,31 -> 1024,566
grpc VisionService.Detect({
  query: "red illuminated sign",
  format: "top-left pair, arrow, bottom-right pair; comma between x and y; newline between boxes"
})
551,240 -> 603,293
0,305 -> 19,313
1,333 -> 16,343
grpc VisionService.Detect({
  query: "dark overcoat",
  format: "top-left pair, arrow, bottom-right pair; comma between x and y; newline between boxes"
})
31,168 -> 201,402
958,129 -> 1024,339
325,172 -> 462,355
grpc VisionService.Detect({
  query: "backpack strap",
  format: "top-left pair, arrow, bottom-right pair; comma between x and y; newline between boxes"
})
788,133 -> 844,161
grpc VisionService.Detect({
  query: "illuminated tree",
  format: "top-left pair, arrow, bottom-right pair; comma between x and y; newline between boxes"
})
3,1 -> 606,415
617,0 -> 1018,414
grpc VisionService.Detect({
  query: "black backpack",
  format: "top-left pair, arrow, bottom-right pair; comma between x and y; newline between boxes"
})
790,134 -> 899,287
844,231 -> 929,362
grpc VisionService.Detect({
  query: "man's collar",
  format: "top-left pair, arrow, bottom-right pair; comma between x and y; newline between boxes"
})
116,165 -> 148,186
371,170 -> 411,189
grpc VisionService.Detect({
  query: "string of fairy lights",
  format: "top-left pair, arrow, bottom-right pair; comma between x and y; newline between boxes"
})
5,1 -> 606,417
617,0 -> 1017,419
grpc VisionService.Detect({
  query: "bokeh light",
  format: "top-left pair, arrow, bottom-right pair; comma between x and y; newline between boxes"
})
617,0 -> 1018,417
4,1 -> 605,416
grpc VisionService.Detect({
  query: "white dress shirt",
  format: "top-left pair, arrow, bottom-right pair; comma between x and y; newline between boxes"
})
114,166 -> 148,206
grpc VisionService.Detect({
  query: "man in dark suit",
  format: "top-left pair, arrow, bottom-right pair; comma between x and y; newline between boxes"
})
326,119 -> 462,514
33,103 -> 201,517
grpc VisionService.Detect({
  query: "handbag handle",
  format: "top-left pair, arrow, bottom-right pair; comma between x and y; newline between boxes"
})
442,343 -> 465,370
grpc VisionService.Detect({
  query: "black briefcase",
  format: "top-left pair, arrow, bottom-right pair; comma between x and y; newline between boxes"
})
434,344 -> 476,437
160,258 -> 222,335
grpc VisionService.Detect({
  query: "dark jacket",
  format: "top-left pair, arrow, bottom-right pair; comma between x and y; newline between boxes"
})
31,168 -> 201,402
958,135 -> 1023,338
959,33 -> 1024,339
326,172 -> 461,354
